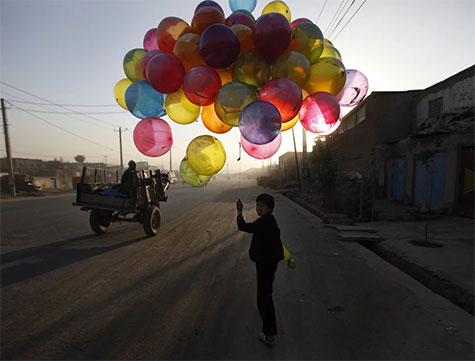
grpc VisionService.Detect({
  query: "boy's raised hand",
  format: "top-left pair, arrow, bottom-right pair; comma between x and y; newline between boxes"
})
236,199 -> 243,214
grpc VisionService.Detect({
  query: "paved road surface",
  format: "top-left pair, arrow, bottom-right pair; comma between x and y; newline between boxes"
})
1,180 -> 473,360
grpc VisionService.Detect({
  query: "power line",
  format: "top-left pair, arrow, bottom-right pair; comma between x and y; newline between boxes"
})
324,0 -> 348,35
316,0 -> 328,23
3,99 -> 118,107
0,81 -> 121,128
11,102 -> 117,152
327,0 -> 356,39
9,108 -> 127,115
332,0 -> 368,41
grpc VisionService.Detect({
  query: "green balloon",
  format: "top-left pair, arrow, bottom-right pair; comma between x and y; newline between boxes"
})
232,52 -> 271,90
271,51 -> 310,88
287,258 -> 296,269
215,81 -> 258,127
179,158 -> 212,187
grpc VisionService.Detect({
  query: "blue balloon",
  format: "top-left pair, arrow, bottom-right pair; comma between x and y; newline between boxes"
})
229,0 -> 257,13
239,101 -> 281,145
125,81 -> 166,119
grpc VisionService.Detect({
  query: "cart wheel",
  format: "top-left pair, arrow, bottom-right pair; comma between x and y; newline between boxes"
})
143,206 -> 160,237
90,209 -> 111,235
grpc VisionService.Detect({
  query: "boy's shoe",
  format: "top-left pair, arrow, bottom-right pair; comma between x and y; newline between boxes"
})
258,332 -> 275,346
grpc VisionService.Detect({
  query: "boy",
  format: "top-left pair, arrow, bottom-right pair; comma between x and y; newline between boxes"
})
236,193 -> 284,346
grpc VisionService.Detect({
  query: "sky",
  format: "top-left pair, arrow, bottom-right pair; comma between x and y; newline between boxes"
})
1,0 -> 474,173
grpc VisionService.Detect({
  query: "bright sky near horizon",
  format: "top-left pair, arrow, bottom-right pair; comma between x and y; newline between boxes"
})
1,0 -> 474,173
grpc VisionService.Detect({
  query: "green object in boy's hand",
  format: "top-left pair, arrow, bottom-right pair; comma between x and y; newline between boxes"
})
287,258 -> 296,269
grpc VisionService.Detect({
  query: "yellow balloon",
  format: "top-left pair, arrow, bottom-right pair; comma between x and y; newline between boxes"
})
319,45 -> 342,61
114,78 -> 133,110
217,67 -> 233,86
283,244 -> 292,261
281,114 -> 298,131
165,88 -> 201,124
186,135 -> 226,175
262,1 -> 291,22
304,57 -> 346,96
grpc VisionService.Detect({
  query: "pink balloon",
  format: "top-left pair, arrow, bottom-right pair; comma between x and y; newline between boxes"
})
319,118 -> 342,136
299,92 -> 340,134
133,117 -> 173,157
241,133 -> 282,159
143,28 -> 159,51
336,69 -> 369,107
290,18 -> 312,28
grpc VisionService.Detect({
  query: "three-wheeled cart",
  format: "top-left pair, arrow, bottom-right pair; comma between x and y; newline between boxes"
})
73,167 -> 170,237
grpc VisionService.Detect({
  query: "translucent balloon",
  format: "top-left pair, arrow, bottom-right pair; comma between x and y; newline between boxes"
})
253,13 -> 292,61
336,69 -> 369,107
289,22 -> 324,57
259,78 -> 302,122
133,117 -> 173,157
239,101 -> 281,145
186,135 -> 226,175
123,48 -> 147,82
195,1 -> 225,15
314,44 -> 342,62
180,157 -> 212,187
304,57 -> 346,96
157,17 -> 192,54
226,11 -> 255,29
183,66 -> 222,106
290,18 -> 312,27
146,53 -> 185,94
173,33 -> 205,72
229,0 -> 257,13
191,6 -> 225,35
232,52 -> 271,89
114,78 -> 133,110
200,24 -> 240,69
215,81 -> 259,127
202,104 -> 232,133
281,114 -> 298,131
298,92 -> 340,134
241,133 -> 282,159
236,9 -> 255,20
262,1 -> 291,22
271,51 -> 310,88
141,50 -> 164,79
231,24 -> 255,55
217,67 -> 233,85
165,88 -> 201,124
319,117 -> 342,136
125,81 -> 165,119
143,28 -> 159,51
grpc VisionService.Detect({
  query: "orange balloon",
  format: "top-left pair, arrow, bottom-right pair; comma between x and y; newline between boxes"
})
157,17 -> 192,53
217,67 -> 233,85
173,33 -> 205,72
201,104 -> 232,134
231,24 -> 255,55
281,114 -> 298,131
191,7 -> 226,35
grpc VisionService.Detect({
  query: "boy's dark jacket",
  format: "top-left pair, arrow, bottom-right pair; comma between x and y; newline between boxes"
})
237,214 -> 284,264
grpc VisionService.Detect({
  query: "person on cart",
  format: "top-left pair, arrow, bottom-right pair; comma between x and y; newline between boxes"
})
119,160 -> 139,203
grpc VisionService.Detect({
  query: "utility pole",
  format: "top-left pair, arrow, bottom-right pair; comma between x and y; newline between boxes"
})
291,127 -> 302,191
114,126 -> 127,175
169,147 -> 172,172
1,98 -> 16,197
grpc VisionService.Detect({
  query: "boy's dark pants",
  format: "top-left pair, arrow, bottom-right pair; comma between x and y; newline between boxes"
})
256,262 -> 279,336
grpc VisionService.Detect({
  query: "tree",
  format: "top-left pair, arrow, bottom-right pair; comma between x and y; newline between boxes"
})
75,155 -> 85,163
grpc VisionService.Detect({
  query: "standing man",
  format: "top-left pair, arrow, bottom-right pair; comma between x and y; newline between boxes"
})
119,160 -> 138,202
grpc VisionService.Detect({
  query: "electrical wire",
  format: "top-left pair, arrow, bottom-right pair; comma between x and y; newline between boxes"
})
3,99 -> 118,107
0,81 -> 121,128
11,103 -> 117,152
9,108 -> 127,115
327,0 -> 356,39
316,0 -> 328,23
324,0 -> 348,35
332,0 -> 368,41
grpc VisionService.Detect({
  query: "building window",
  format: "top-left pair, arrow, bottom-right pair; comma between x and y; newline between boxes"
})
428,97 -> 443,117
357,105 -> 366,124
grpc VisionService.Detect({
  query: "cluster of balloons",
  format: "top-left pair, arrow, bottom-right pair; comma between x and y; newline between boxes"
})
114,0 -> 368,186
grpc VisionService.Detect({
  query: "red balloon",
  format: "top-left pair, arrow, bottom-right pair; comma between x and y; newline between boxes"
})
299,92 -> 340,134
157,17 -> 191,54
259,78 -> 302,122
141,50 -> 164,80
146,53 -> 185,94
191,6 -> 225,34
183,66 -> 222,106
200,24 -> 240,69
226,11 -> 255,29
252,13 -> 291,62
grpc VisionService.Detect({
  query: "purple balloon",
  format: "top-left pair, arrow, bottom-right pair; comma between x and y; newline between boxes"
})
252,13 -> 291,62
194,0 -> 224,15
239,101 -> 281,145
143,28 -> 159,51
200,24 -> 240,69
241,133 -> 282,159
336,69 -> 369,107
